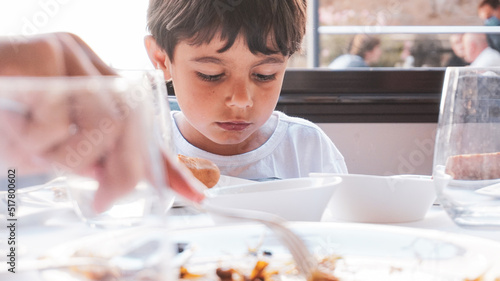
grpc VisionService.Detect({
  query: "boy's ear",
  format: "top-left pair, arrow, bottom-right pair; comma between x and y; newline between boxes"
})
144,35 -> 172,80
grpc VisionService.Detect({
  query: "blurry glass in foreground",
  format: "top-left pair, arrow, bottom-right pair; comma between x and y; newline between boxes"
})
433,67 -> 500,228
0,71 -> 175,228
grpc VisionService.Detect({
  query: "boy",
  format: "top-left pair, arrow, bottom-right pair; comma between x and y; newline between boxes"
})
0,0 -> 346,209
144,0 -> 347,180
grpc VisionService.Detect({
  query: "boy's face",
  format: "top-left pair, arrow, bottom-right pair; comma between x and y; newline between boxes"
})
168,35 -> 288,153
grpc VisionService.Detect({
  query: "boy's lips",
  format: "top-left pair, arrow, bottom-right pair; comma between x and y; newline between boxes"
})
216,121 -> 251,131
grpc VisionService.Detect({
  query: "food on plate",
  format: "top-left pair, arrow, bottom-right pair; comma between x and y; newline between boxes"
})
215,267 -> 237,281
51,186 -> 68,201
68,264 -> 118,281
445,152 -> 500,180
181,259 -> 323,281
39,227 -> 500,281
212,260 -> 279,281
178,246 -> 340,281
180,266 -> 204,279
177,154 -> 221,188
249,260 -> 278,280
309,269 -> 340,281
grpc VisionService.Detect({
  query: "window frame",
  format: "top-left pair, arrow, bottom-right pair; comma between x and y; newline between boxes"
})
288,0 -> 500,123
278,68 -> 445,123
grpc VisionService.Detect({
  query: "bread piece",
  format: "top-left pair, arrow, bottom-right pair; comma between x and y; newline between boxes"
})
445,152 -> 500,180
177,154 -> 221,188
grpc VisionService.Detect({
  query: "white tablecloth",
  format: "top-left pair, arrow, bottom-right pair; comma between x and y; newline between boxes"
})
3,203 -> 500,280
389,205 -> 500,242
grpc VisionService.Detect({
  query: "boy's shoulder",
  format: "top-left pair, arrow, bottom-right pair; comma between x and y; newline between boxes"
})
274,111 -> 331,141
275,111 -> 323,131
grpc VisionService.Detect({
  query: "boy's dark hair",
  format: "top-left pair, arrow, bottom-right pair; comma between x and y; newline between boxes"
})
479,0 -> 500,9
147,0 -> 307,61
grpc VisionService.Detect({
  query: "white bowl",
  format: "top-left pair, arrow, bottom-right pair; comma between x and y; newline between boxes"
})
205,177 -> 342,221
310,173 -> 436,223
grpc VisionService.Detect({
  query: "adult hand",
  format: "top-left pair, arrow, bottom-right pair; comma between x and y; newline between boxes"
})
0,32 -> 205,213
0,32 -> 115,76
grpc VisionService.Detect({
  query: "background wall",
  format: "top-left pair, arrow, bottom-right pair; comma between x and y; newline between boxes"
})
319,123 -> 438,176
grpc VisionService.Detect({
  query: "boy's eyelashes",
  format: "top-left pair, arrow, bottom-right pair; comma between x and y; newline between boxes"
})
196,72 -> 223,82
253,73 -> 276,82
195,72 -> 277,83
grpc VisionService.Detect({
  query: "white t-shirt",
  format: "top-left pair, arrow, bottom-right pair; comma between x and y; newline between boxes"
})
471,47 -> 500,67
171,111 -> 348,181
328,54 -> 367,69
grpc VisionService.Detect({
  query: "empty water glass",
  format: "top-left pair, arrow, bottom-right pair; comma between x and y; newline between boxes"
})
0,71 -> 175,228
434,67 -> 500,228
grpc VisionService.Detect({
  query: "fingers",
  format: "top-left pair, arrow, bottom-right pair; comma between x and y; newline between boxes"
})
163,152 -> 206,203
19,91 -> 72,155
53,33 -> 106,76
90,110 -> 209,212
0,32 -> 116,77
0,110 -> 50,175
91,110 -> 146,213
61,33 -> 117,76
0,36 -> 65,76
0,33 -> 198,214
42,90 -> 122,174
92,147 -> 208,213
0,88 -> 71,174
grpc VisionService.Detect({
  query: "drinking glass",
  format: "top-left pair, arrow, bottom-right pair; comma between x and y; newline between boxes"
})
0,71 -> 175,228
433,67 -> 500,228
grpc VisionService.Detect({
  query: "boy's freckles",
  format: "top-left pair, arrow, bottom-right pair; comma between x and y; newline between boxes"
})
169,35 -> 288,154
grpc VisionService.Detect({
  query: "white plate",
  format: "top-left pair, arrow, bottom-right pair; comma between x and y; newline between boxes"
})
26,222 -> 500,281
213,175 -> 255,187
205,177 -> 340,221
450,178 -> 500,189
167,223 -> 500,280
13,226 -> 173,281
0,182 -> 75,227
172,175 -> 254,207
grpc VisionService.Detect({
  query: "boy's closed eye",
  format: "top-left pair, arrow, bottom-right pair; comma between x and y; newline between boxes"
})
196,72 -> 224,82
196,72 -> 277,83
253,73 -> 276,82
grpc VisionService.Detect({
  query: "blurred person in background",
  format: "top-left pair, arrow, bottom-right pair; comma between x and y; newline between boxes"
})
445,34 -> 468,67
477,0 -> 500,53
462,32 -> 500,66
407,35 -> 443,67
328,34 -> 382,69
396,40 -> 414,68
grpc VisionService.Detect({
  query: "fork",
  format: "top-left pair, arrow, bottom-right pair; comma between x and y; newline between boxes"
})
198,201 -> 317,279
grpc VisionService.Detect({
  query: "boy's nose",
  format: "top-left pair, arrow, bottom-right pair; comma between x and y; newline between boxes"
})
226,82 -> 253,108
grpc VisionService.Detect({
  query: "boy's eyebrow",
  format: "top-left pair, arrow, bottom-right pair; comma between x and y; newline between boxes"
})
190,56 -> 285,66
191,56 -> 224,65
254,57 -> 285,66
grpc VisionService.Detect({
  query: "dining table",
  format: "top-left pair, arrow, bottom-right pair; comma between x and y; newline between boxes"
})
2,185 -> 500,281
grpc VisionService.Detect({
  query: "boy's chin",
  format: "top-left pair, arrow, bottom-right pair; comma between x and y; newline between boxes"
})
205,134 -> 262,154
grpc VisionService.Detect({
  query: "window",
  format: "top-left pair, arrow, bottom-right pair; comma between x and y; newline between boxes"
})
279,0 -> 500,123
288,0 -> 499,68
2,0 -> 495,70
1,0 -> 496,123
